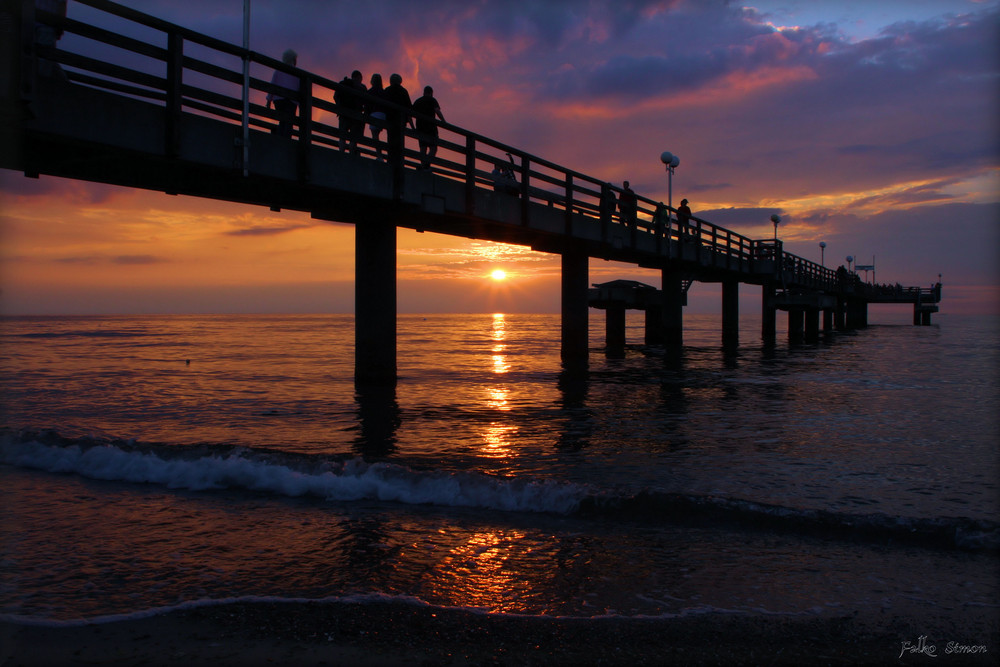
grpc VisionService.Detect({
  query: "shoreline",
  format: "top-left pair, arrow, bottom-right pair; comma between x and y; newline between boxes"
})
2,600 -> 996,666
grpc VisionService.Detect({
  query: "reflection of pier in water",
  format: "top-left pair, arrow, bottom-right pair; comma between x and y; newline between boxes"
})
4,0 -> 941,387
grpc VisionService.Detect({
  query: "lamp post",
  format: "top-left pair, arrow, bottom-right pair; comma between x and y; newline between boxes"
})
819,241 -> 826,267
660,151 -> 680,214
846,255 -> 854,272
770,214 -> 781,240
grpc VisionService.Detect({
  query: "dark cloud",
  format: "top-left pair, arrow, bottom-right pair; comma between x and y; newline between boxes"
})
0,171 -> 122,204
52,255 -> 167,265
54,256 -> 99,265
696,206 -> 784,226
686,182 -> 733,194
224,224 -> 313,236
113,255 -> 166,265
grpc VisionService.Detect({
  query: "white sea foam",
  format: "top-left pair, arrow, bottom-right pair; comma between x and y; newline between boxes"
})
0,434 -> 588,514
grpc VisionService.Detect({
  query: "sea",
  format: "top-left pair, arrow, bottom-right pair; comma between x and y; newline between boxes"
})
1,311 -> 998,634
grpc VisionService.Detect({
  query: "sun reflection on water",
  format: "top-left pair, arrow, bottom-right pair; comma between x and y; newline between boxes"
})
426,529 -> 533,613
482,314 -> 515,460
491,313 -> 509,374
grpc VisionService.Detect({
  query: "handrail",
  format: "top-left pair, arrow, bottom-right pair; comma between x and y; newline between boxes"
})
29,0 -> 884,297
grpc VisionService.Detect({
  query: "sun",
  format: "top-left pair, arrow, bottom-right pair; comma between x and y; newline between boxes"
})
490,269 -> 507,281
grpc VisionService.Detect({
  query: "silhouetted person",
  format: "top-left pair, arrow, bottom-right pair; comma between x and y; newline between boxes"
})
412,85 -> 445,170
654,202 -> 669,234
676,198 -> 692,237
366,73 -> 387,161
382,73 -> 413,165
336,70 -> 366,154
35,0 -> 67,80
602,184 -> 616,221
492,158 -> 518,195
619,180 -> 637,227
836,265 -> 848,288
266,49 -> 299,137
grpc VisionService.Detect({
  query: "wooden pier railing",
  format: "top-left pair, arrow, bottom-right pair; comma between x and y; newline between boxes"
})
18,0 -> 936,308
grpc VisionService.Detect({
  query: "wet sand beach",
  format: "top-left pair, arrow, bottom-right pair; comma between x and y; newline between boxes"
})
2,600 -> 996,666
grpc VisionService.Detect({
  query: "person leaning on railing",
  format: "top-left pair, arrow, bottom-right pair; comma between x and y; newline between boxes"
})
35,0 -> 67,80
266,49 -> 299,138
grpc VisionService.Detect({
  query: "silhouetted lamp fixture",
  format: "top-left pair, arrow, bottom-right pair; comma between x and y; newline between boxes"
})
770,214 -> 781,240
660,151 -> 680,214
846,255 -> 854,272
819,241 -> 826,266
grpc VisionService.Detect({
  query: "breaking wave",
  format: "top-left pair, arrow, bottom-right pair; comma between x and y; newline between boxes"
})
2,429 -> 997,552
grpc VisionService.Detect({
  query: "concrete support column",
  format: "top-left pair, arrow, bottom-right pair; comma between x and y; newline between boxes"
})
835,299 -> 847,331
355,218 -> 397,386
661,269 -> 684,348
761,283 -> 776,344
822,309 -> 834,332
561,250 -> 589,364
787,307 -> 805,344
846,299 -> 868,329
722,279 -> 739,350
805,309 -> 820,341
605,303 -> 626,357
644,303 -> 663,346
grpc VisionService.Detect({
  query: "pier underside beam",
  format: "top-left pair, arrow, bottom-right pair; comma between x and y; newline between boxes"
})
355,218 -> 397,386
561,250 -> 590,364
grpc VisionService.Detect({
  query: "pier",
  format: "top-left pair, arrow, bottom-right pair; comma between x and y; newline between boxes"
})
1,0 -> 942,385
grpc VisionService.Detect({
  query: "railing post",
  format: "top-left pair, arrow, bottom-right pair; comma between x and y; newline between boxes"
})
17,0 -> 34,103
654,203 -> 665,256
665,207 -> 674,259
297,75 -> 312,182
519,155 -> 530,226
600,182 -> 611,243
464,135 -> 475,215
389,112 -> 405,200
564,173 -> 573,235
165,32 -> 182,158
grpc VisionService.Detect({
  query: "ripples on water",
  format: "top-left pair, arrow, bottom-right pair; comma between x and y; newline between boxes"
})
1,312 -> 998,621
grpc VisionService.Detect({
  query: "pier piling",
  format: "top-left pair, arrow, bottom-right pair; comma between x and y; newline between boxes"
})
722,279 -> 739,350
561,250 -> 590,364
662,270 -> 685,348
355,218 -> 397,386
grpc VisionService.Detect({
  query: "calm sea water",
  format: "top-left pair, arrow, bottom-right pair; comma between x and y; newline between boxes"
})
1,312 -> 998,627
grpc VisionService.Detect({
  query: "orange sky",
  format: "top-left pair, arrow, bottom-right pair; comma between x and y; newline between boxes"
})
1,0 -> 997,316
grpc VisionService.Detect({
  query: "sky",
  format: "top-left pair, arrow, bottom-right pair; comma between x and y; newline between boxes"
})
1,0 -> 997,315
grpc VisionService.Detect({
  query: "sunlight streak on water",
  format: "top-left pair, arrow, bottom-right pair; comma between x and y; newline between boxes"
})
1,313 -> 998,622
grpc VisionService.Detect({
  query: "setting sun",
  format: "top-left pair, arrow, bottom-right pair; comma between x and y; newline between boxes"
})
490,270 -> 507,281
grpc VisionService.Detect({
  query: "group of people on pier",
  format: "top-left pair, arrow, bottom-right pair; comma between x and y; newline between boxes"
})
265,54 -> 445,170
264,52 -> 704,232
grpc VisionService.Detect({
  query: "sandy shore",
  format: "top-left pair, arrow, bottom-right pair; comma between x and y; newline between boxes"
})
1,600 -> 996,666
